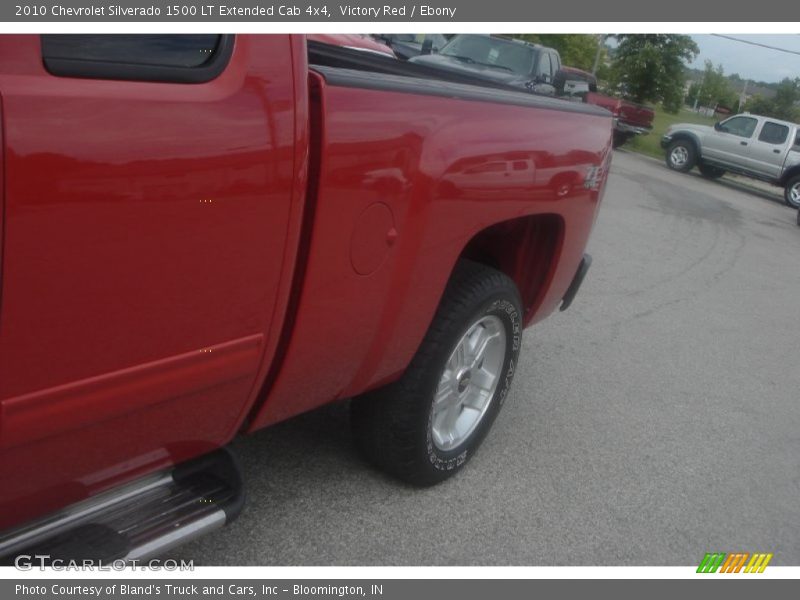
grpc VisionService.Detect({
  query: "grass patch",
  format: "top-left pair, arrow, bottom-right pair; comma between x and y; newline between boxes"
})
627,107 -> 718,159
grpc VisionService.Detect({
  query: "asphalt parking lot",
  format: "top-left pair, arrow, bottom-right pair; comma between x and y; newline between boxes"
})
169,150 -> 800,566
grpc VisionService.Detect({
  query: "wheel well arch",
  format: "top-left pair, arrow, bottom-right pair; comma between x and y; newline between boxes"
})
669,132 -> 701,156
458,214 -> 564,321
780,165 -> 800,186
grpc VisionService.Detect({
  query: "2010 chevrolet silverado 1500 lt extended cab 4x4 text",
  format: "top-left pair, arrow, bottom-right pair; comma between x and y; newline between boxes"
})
0,34 -> 611,562
662,112 -> 800,208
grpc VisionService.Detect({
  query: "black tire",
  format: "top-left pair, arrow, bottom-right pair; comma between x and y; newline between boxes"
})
665,139 -> 697,172
698,163 -> 725,179
784,175 -> 800,209
612,131 -> 632,149
351,260 -> 523,486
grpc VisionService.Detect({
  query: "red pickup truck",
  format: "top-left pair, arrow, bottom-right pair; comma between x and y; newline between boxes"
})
589,92 -> 655,148
0,34 -> 611,562
556,67 -> 654,148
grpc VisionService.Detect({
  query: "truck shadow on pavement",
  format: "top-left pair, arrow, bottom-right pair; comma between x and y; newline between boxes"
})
162,399 -> 473,565
698,174 -> 786,207
233,400 -> 368,485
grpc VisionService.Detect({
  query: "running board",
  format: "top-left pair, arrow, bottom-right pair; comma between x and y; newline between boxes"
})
0,448 -> 244,564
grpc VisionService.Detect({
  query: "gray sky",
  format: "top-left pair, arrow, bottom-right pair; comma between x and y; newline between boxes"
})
691,34 -> 800,83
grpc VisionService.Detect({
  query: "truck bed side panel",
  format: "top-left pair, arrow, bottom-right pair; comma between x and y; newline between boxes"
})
248,70 -> 611,429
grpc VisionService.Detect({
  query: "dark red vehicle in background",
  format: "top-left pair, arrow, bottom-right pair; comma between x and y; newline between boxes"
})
0,34 -> 611,562
556,66 -> 655,148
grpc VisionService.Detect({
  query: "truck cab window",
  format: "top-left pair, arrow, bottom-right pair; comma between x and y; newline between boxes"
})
549,52 -> 561,73
536,51 -> 553,82
41,34 -> 232,83
719,116 -> 758,138
758,122 -> 790,145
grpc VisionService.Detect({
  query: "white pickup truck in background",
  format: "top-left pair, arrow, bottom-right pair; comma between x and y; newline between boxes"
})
661,113 -> 800,208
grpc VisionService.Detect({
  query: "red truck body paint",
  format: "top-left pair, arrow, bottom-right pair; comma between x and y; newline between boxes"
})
0,34 -> 611,532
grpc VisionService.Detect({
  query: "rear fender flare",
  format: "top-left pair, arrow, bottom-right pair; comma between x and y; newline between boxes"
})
780,164 -> 800,186
668,131 -> 702,158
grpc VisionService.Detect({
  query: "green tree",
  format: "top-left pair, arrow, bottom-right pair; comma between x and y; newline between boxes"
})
745,94 -> 774,116
689,60 -> 737,110
514,34 -> 602,71
771,77 -> 800,121
685,81 -> 701,106
745,78 -> 800,122
610,34 -> 699,113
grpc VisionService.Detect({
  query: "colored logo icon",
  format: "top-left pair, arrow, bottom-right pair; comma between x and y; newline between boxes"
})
697,552 -> 773,573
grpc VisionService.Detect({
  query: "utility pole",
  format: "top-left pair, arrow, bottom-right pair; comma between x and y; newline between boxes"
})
693,81 -> 702,111
591,34 -> 607,76
739,79 -> 749,113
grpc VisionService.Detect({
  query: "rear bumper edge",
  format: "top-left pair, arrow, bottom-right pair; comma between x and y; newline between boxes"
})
560,253 -> 592,312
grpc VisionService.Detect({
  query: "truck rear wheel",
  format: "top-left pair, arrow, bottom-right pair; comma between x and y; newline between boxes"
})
785,175 -> 800,209
698,164 -> 725,179
612,131 -> 632,149
351,260 -> 522,486
665,139 -> 696,173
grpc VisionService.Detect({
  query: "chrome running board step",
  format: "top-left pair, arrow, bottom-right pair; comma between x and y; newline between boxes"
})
0,448 -> 244,564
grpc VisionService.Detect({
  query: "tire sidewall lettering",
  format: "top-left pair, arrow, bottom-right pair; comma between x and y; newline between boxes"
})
426,294 -> 521,472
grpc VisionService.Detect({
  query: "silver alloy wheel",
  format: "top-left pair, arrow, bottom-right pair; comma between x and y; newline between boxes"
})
789,181 -> 800,206
430,315 -> 507,451
670,145 -> 689,167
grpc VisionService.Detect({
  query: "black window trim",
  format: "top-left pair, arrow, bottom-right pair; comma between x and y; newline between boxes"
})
41,34 -> 235,84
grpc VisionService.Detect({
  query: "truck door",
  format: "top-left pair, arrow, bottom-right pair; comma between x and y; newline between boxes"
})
747,120 -> 791,179
0,35 -> 299,529
702,115 -> 758,168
